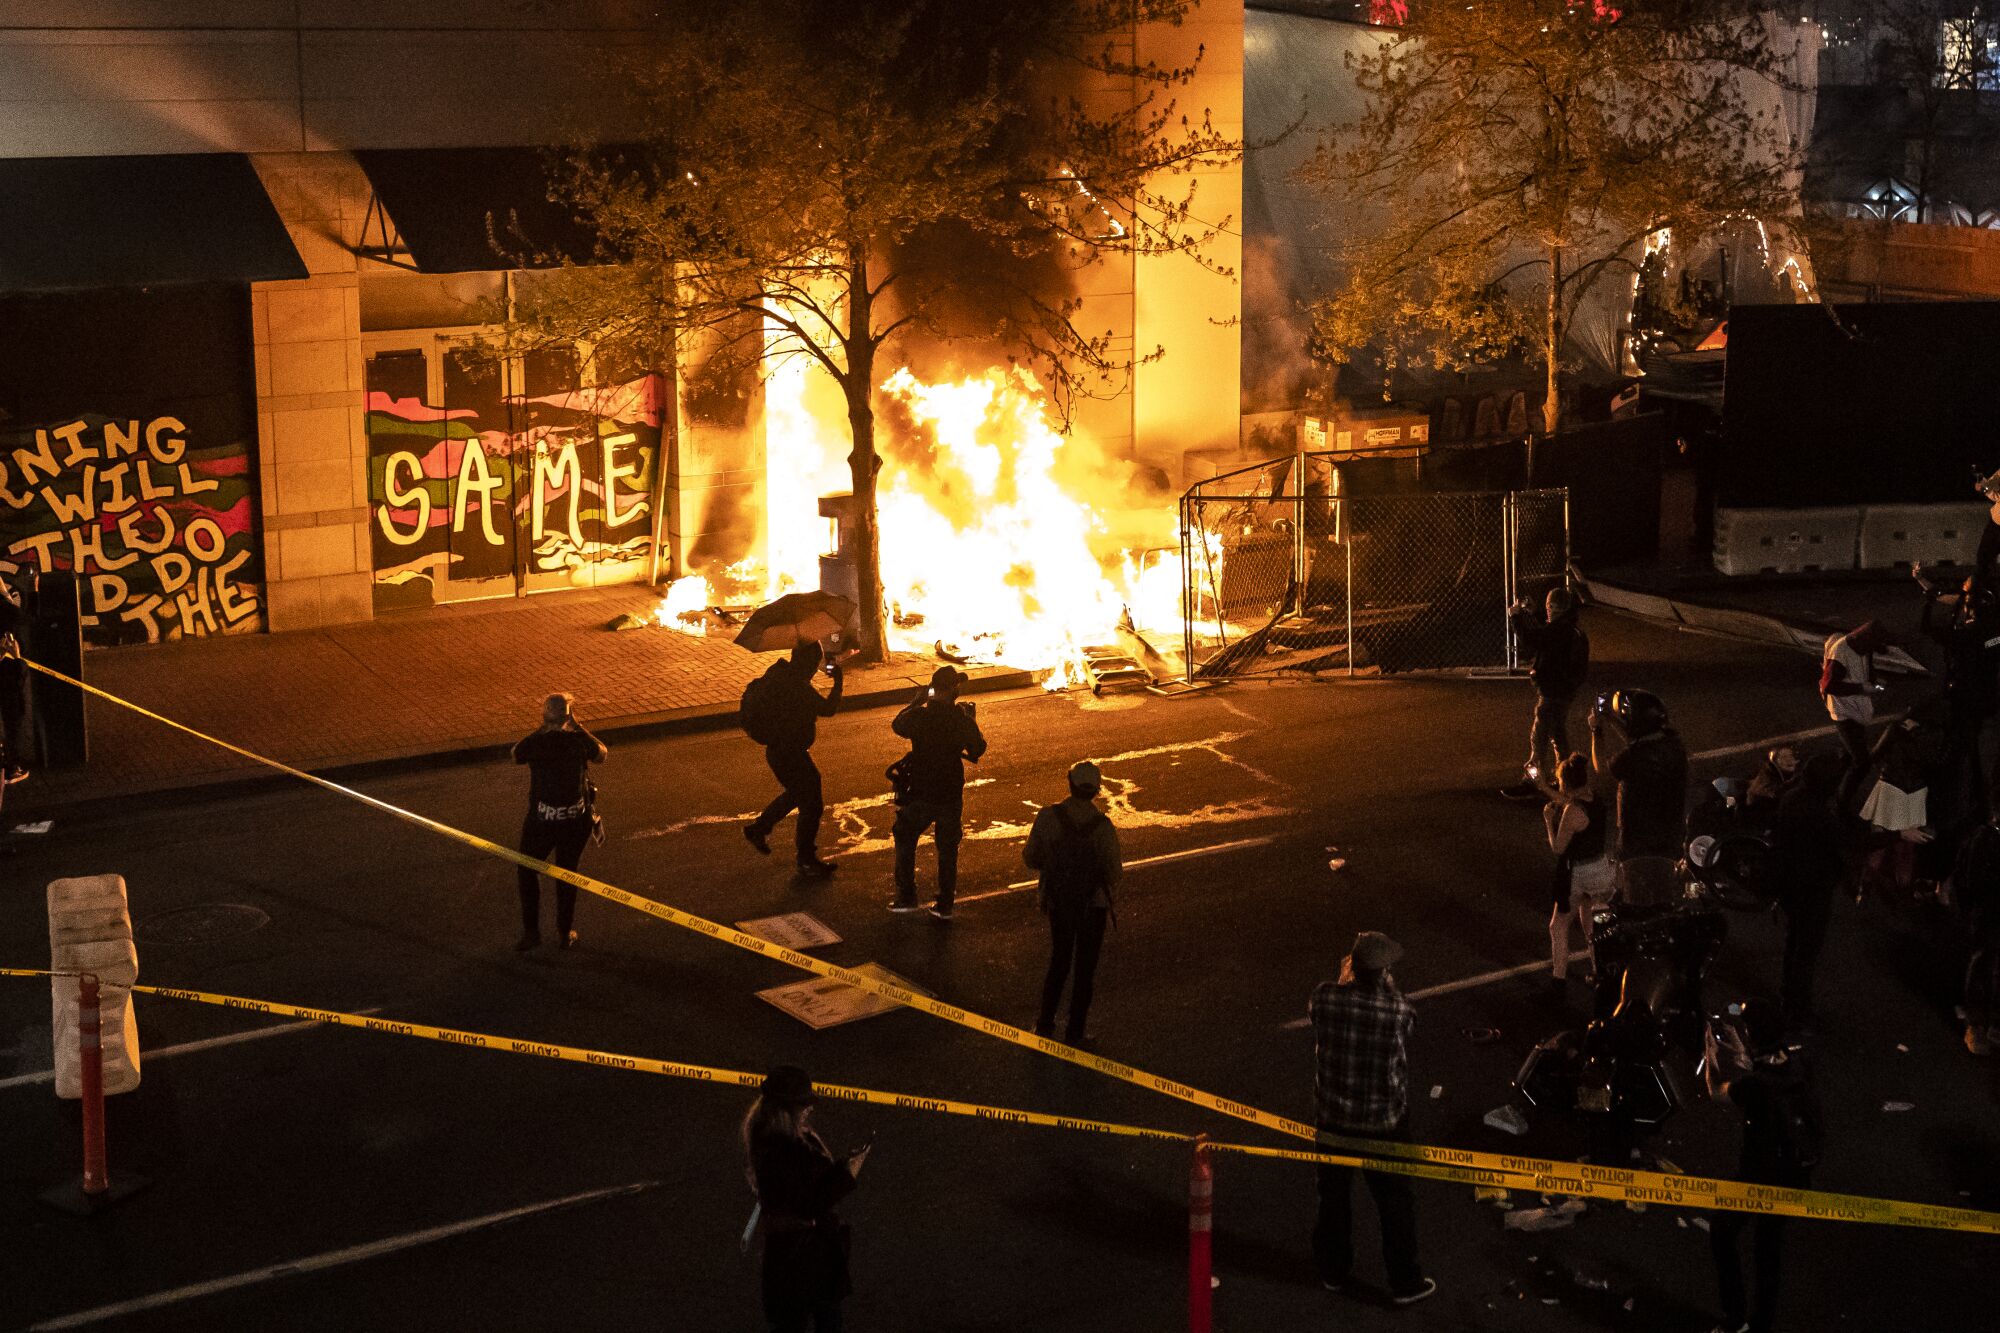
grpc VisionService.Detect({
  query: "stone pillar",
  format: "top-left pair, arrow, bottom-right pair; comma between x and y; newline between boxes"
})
1134,0 -> 1244,487
247,152 -> 375,632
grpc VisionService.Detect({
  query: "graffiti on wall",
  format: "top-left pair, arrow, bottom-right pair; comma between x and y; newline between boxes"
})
0,413 -> 262,643
366,355 -> 660,610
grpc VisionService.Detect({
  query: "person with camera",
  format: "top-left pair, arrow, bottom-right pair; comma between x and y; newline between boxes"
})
742,1065 -> 871,1333
888,665 -> 987,920
511,692 -> 607,952
1507,586 -> 1590,795
1027,760 -> 1123,1042
1702,999 -> 1820,1333
1590,689 -> 1689,895
743,642 -> 844,878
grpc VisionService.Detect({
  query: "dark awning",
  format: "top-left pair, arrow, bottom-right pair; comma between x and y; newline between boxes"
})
0,153 -> 307,293
353,146 -> 605,273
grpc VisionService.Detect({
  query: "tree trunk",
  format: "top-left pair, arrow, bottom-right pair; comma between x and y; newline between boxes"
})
1539,242 -> 1562,479
844,257 -> 888,664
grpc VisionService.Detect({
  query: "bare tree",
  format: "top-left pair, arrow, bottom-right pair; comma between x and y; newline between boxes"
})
1868,0 -> 2000,222
506,0 -> 1237,662
1302,0 -> 1801,449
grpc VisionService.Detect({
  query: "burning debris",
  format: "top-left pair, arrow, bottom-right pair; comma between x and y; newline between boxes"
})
653,360 -> 1187,688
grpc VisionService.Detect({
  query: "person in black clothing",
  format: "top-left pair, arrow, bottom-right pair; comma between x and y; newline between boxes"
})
0,574 -> 32,784
745,643 -> 843,877
1538,753 -> 1610,985
1918,569 -> 2000,816
742,1064 -> 869,1333
1026,760 -> 1123,1041
1509,586 -> 1590,790
888,666 -> 987,920
1703,1000 -> 1818,1333
512,693 -> 607,952
1771,753 -> 1847,1025
1590,689 -> 1690,896
1951,808 -> 2000,1055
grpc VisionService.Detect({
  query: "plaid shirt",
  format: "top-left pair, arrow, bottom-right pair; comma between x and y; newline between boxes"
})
1310,976 -> 1416,1132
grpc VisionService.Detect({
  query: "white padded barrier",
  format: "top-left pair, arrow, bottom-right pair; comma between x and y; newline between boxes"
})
1856,503 -> 1990,571
1712,507 -> 1862,575
48,875 -> 141,1098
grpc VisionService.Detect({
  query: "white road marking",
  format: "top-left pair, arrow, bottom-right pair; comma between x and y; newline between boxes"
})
27,1181 -> 661,1330
0,1009 -> 383,1093
1278,954 -> 1589,1028
954,836 -> 1278,905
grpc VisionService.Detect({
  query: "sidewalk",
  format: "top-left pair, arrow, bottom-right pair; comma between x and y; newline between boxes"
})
12,585 -> 1032,812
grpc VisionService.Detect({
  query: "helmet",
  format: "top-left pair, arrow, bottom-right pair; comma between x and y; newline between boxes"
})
1609,688 -> 1669,735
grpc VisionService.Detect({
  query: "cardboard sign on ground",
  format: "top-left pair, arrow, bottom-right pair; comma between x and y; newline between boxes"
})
734,912 -> 843,951
757,963 -> 932,1031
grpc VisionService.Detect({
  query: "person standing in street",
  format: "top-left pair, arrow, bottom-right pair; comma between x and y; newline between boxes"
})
512,693 -> 607,952
1703,1000 -> 1819,1333
1026,760 -> 1122,1042
1508,585 -> 1590,794
1771,753 -> 1847,1028
744,642 -> 843,877
1821,621 -> 1887,810
1590,689 -> 1690,898
742,1065 -> 870,1333
1919,571 -> 2000,815
889,666 -> 987,920
1309,930 -> 1436,1307
1539,754 -> 1611,987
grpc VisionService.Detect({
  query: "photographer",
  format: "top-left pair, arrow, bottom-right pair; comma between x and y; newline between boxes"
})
1509,586 -> 1590,792
1589,689 -> 1689,890
888,666 -> 987,919
511,693 -> 607,952
1702,1000 -> 1819,1333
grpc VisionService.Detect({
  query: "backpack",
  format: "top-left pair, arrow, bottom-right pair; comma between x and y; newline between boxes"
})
1038,803 -> 1109,914
739,669 -> 784,746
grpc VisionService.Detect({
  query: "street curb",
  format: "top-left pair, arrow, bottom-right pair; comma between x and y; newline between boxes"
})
13,667 -> 1039,826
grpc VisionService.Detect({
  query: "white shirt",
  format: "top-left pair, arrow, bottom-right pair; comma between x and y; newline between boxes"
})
1821,633 -> 1874,724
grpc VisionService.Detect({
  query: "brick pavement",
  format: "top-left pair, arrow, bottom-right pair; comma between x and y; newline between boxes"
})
12,586 -> 1025,811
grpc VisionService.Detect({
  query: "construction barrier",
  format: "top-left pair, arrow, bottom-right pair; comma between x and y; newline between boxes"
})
4,968 -> 1998,1237
1856,502 -> 1990,571
1712,506 -> 1862,576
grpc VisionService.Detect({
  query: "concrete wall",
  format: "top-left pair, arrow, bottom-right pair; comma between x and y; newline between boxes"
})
0,1 -> 650,158
1819,218 -> 2000,300
247,152 -> 373,632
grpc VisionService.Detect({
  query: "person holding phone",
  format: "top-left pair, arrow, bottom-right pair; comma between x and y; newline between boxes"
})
742,1065 -> 869,1332
510,692 -> 607,952
888,665 -> 987,919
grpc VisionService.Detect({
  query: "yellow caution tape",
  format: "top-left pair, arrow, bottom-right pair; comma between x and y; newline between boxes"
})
5,966 -> 1997,1235
17,663 -> 2000,1237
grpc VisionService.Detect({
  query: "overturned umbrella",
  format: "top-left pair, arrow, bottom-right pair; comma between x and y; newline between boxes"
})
733,591 -> 856,653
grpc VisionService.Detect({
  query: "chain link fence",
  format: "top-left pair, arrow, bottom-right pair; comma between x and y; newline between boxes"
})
1180,457 -> 1567,679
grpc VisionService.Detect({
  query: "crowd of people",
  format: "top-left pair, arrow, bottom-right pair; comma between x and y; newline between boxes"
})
501,581 -> 1996,1332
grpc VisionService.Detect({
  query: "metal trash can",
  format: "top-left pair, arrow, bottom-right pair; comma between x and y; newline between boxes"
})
30,571 -> 87,769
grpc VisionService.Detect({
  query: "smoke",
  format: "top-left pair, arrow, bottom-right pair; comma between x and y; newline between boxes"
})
1240,233 -> 1317,414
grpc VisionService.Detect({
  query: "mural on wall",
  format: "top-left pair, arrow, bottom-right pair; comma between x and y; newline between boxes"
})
0,285 -> 263,646
365,348 -> 660,610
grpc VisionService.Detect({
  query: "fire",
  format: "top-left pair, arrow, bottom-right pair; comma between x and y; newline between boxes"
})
660,354 -> 1184,687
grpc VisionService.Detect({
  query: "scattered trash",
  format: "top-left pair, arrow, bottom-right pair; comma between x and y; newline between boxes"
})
12,820 -> 52,835
1475,1186 -> 1514,1209
1327,858 -> 1348,873
1675,1217 -> 1688,1229
1484,1104 -> 1531,1136
1623,1297 -> 1636,1312
1430,1084 -> 1444,1099
607,612 -> 650,632
1574,1274 -> 1611,1292
1463,1025 -> 1503,1044
1505,1207 -> 1577,1232
1653,1155 -> 1682,1173
1554,1198 -> 1586,1218
1896,1043 -> 1910,1053
1541,1297 -> 1560,1305
1689,1216 -> 1711,1233
1883,1100 -> 1916,1112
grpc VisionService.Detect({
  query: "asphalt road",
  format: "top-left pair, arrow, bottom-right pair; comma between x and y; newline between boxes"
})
2,610 -> 1994,1332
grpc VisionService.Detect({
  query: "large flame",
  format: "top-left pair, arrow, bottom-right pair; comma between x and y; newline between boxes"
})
663,350 -> 1183,686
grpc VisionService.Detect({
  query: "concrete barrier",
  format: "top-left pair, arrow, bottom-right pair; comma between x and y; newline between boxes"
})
1713,506 -> 1862,575
48,875 -> 140,1098
1857,502 -> 1990,571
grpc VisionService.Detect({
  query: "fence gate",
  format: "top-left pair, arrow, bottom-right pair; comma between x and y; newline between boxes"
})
1179,456 -> 1567,679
